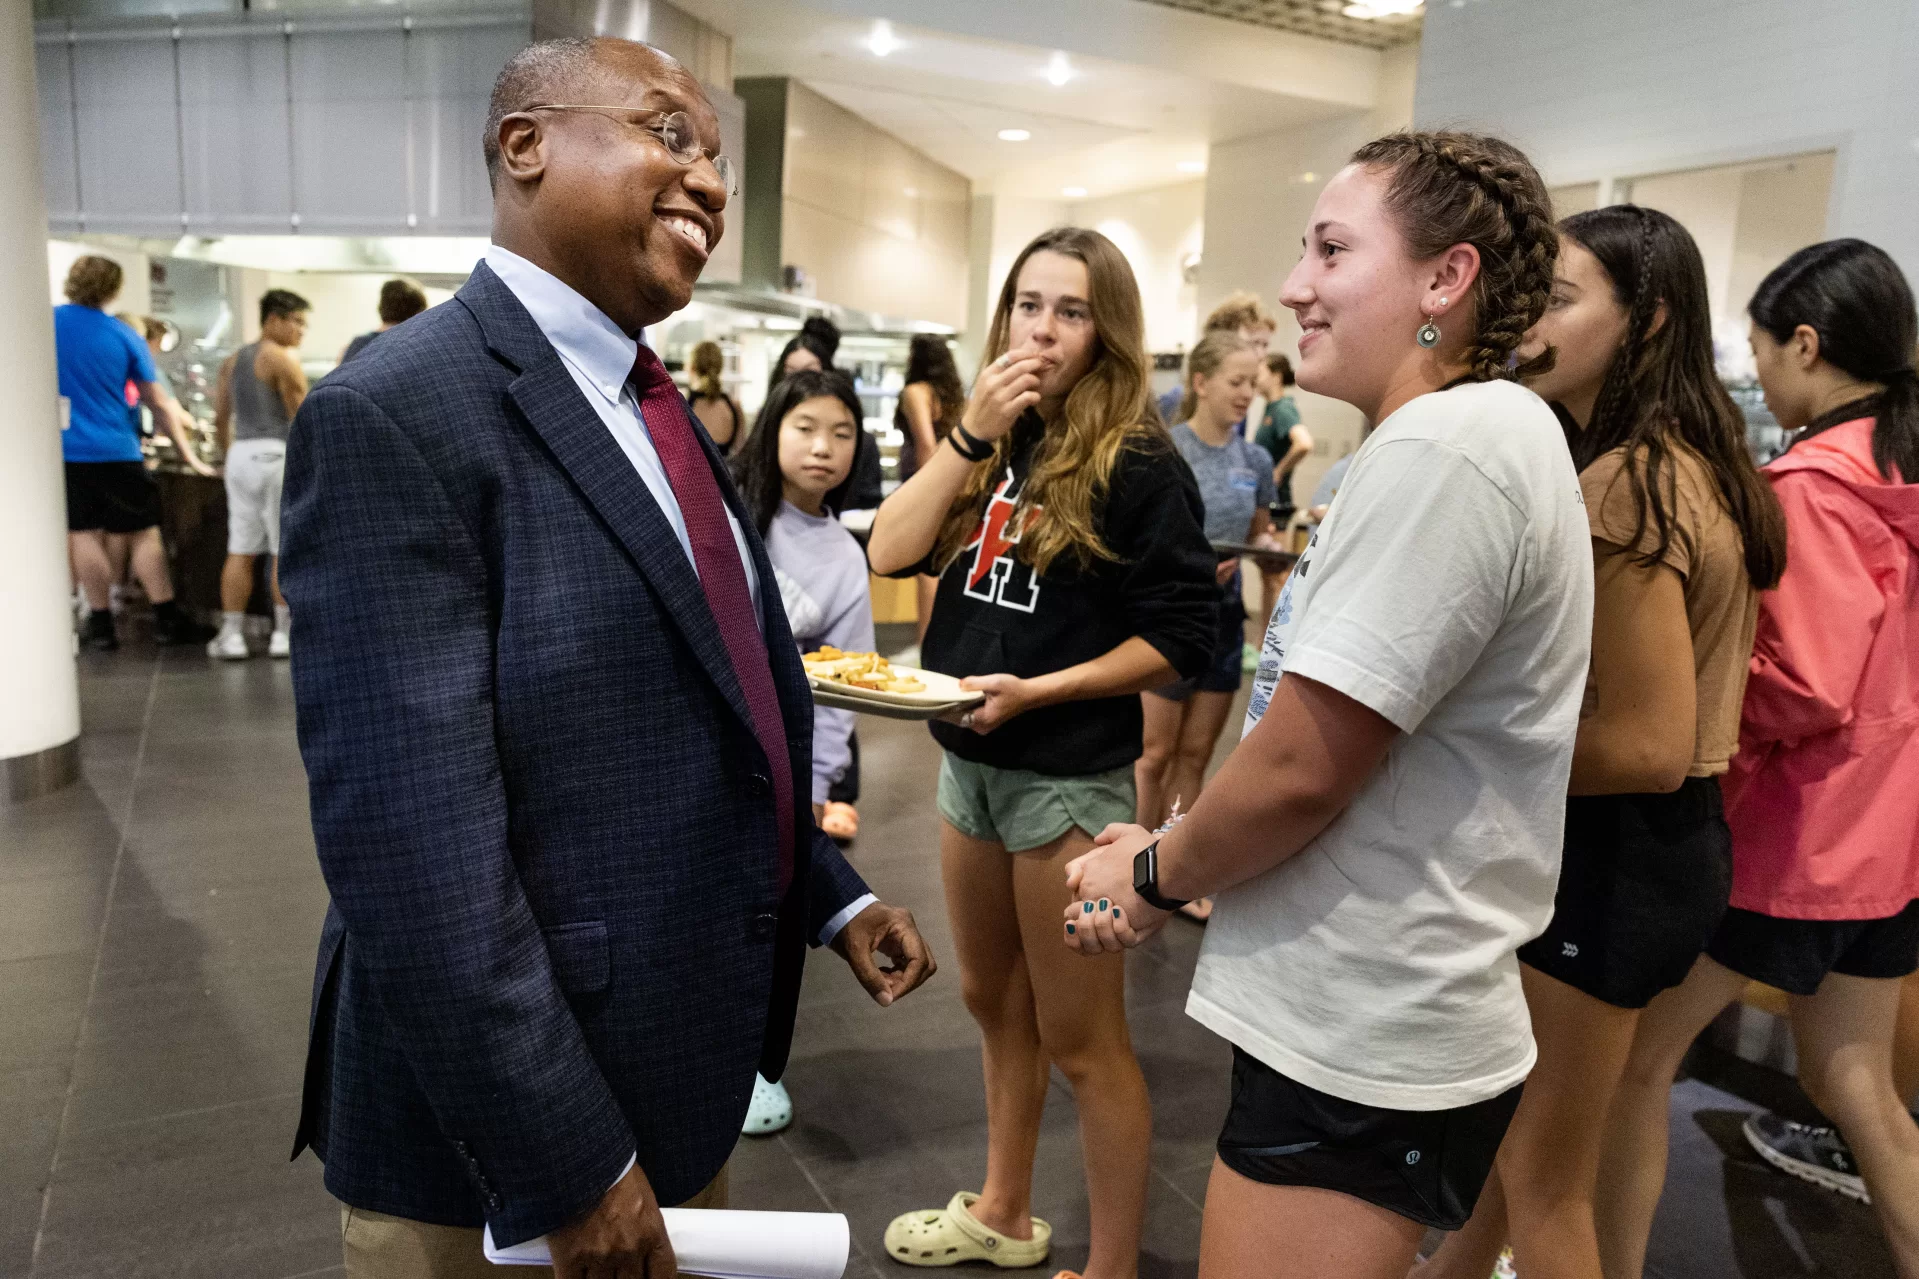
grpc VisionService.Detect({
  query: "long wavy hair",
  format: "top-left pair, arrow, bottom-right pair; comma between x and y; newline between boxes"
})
1176,331 -> 1257,424
1751,238 -> 1919,485
900,334 -> 966,440
931,226 -> 1162,577
1555,206 -> 1786,589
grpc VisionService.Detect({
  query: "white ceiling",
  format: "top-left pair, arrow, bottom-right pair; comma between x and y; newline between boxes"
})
1138,0 -> 1423,51
677,0 -> 1394,199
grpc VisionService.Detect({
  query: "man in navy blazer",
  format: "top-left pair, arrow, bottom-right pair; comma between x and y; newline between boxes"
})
282,36 -> 934,1278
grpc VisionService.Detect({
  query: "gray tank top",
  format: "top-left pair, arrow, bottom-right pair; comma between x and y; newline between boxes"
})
232,342 -> 293,444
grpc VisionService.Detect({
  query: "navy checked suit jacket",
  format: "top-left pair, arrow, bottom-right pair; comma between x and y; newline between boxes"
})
281,262 -> 871,1246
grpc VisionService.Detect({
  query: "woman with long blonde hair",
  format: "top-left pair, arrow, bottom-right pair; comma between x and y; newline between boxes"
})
869,227 -> 1217,1279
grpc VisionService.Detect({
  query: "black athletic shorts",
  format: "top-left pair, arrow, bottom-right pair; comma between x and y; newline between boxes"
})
1707,899 -> 1919,997
65,461 -> 162,534
1517,776 -> 1731,1009
1215,1047 -> 1523,1232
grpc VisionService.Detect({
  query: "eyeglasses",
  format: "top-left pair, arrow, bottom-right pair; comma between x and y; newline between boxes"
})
522,105 -> 737,196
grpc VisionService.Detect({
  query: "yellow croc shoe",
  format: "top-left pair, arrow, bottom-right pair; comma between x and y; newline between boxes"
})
883,1191 -> 1051,1268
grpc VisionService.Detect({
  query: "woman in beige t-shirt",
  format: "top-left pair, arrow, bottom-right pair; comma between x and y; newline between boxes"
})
1421,207 -> 1787,1278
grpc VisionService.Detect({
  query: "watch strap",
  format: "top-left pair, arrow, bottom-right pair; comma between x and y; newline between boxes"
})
1133,841 -> 1190,912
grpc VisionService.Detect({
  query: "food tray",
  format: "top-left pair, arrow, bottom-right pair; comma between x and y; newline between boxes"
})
1211,540 -> 1299,571
807,664 -> 984,721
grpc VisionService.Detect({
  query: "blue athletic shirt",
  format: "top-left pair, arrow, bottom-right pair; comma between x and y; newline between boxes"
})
55,303 -> 155,463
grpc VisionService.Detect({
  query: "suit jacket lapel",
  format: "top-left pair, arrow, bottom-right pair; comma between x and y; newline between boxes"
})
457,266 -> 756,735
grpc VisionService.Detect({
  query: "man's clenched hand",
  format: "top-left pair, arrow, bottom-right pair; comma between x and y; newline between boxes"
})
831,902 -> 936,1007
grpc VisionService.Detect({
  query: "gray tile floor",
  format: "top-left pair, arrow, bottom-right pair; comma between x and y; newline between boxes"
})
0,631 -> 1899,1278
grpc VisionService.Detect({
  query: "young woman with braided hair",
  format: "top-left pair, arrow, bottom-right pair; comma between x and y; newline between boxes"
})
1418,206 -> 1788,1279
1057,131 -> 1590,1279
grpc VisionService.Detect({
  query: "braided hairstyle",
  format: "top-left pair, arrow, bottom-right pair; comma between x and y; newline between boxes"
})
1349,131 -> 1558,383
1557,205 -> 1786,590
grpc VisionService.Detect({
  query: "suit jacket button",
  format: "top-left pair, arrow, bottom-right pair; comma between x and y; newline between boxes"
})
747,773 -> 771,796
751,912 -> 777,941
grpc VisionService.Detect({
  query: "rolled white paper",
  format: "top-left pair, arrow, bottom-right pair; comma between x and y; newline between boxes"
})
483,1208 -> 849,1279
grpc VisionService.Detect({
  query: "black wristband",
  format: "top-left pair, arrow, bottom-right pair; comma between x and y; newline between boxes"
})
947,422 -> 995,463
1133,842 -> 1191,912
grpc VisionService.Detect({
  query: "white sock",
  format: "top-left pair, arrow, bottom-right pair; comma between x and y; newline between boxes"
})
219,610 -> 245,637
273,605 -> 291,634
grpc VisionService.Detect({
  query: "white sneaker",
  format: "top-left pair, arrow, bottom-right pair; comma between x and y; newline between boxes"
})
268,629 -> 291,659
208,629 -> 249,660
742,1074 -> 793,1135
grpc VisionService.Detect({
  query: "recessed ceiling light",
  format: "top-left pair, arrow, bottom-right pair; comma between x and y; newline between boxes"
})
1299,171 -> 1318,183
1177,160 -> 1206,174
1342,0 -> 1422,17
1063,186 -> 1088,198
865,19 -> 902,56
904,186 -> 918,197
998,128 -> 1032,142
1045,52 -> 1074,87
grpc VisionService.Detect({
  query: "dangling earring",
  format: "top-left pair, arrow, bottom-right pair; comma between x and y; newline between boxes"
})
1416,316 -> 1441,348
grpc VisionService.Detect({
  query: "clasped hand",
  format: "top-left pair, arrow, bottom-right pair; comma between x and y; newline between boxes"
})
1061,822 -> 1171,955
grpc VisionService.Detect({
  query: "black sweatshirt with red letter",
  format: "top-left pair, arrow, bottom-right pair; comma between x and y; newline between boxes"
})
903,414 -> 1218,776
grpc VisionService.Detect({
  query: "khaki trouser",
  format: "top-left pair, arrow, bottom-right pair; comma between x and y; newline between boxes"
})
342,1164 -> 729,1278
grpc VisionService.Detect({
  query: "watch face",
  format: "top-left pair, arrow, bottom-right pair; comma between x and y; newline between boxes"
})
1133,843 -> 1157,892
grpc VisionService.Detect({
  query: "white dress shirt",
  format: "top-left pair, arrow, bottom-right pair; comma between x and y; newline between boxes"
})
482,247 -> 874,963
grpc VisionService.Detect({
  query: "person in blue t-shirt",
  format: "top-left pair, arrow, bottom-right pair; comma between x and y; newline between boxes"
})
55,255 -> 215,651
1154,290 -> 1277,432
1139,332 -> 1275,925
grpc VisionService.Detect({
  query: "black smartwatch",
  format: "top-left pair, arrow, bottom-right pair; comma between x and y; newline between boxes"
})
1132,840 -> 1190,912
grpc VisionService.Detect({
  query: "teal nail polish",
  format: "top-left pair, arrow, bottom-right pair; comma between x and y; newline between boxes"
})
1066,923 -> 1076,934
1099,898 -> 1109,910
1083,901 -> 1092,914
1113,906 -> 1122,918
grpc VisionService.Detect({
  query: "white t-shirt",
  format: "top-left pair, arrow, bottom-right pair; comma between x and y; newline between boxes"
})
1186,379 -> 1593,1111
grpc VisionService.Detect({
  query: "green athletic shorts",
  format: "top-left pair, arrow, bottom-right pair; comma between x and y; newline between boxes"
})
936,753 -> 1138,853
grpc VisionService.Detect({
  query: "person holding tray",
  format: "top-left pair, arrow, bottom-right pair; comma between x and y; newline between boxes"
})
1136,329 -> 1275,921
867,226 -> 1217,1279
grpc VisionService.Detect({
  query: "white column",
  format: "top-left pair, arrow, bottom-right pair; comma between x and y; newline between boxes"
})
0,0 -> 82,802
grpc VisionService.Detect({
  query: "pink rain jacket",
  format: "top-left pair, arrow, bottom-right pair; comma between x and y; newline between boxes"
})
1723,418 -> 1919,920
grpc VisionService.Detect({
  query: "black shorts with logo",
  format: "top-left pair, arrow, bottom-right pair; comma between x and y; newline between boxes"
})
1518,776 -> 1732,1009
1708,899 -> 1919,997
1215,1047 -> 1524,1232
65,461 -> 162,534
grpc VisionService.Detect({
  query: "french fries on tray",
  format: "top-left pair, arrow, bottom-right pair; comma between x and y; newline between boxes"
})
801,647 -> 927,695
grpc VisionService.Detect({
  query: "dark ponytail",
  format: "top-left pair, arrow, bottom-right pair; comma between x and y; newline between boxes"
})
1557,206 -> 1786,590
1749,238 -> 1919,484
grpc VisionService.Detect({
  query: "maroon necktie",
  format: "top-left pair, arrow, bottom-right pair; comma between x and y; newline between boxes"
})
629,345 -> 794,891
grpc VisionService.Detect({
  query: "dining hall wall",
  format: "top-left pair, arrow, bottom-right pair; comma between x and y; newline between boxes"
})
35,7 -> 527,238
1193,39 -> 1417,513
32,0 -> 740,279
1415,0 -> 1919,285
